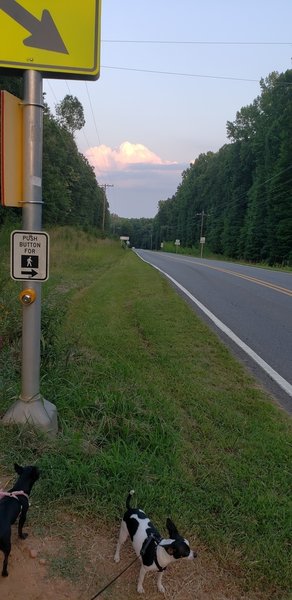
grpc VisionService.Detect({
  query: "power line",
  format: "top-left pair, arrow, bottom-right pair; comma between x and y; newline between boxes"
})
102,39 -> 292,46
209,179 -> 292,217
186,166 -> 292,217
102,65 -> 260,83
43,80 -> 92,152
65,81 -> 91,147
85,81 -> 101,146
45,80 -> 59,104
102,65 -> 292,85
175,165 -> 292,219
63,80 -> 102,147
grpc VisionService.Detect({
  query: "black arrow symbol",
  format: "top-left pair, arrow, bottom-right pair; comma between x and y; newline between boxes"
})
21,268 -> 38,278
0,0 -> 68,54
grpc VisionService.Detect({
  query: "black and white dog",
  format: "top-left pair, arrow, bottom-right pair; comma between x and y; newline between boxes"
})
114,490 -> 197,594
0,463 -> 40,577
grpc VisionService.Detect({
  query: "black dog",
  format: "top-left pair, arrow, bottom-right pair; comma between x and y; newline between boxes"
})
0,463 -> 40,576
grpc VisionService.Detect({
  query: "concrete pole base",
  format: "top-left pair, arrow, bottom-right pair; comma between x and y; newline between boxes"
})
2,395 -> 58,436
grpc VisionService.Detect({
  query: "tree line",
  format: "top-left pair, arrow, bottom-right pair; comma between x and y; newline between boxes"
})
153,70 -> 292,265
119,70 -> 292,266
0,76 -> 109,232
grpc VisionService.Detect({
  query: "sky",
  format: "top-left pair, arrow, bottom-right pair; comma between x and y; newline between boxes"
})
43,0 -> 292,219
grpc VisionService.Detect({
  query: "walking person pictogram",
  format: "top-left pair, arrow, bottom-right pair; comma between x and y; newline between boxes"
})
21,255 -> 39,268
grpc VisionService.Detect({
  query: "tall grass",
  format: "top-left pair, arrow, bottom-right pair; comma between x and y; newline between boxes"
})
0,226 -> 291,598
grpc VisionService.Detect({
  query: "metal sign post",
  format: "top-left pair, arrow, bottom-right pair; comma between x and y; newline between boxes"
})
2,70 -> 58,435
1,1 -> 102,435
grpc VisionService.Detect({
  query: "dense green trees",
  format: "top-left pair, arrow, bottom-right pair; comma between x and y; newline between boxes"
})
152,70 -> 292,265
1,70 -> 291,265
42,103 -> 105,229
0,78 -> 107,231
111,214 -> 154,248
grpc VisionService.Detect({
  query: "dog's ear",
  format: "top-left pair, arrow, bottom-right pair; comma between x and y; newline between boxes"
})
166,518 -> 179,539
14,463 -> 23,475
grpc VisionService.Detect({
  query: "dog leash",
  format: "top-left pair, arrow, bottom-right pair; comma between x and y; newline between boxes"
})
88,533 -> 158,600
88,554 -> 140,600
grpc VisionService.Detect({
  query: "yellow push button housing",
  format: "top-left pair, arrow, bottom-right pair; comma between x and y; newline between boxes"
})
19,289 -> 36,305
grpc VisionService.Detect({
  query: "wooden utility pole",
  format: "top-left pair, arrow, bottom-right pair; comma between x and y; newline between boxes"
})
100,184 -> 113,231
196,210 -> 208,258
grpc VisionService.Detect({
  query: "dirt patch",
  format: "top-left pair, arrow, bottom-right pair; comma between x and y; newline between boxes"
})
0,531 -> 79,600
0,473 -> 277,600
0,520 -> 272,600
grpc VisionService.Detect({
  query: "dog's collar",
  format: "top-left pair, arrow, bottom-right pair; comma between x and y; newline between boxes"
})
154,538 -> 166,572
154,550 -> 166,572
0,489 -> 29,502
141,534 -> 167,572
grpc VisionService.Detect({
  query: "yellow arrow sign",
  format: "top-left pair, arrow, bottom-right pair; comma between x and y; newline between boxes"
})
0,0 -> 101,79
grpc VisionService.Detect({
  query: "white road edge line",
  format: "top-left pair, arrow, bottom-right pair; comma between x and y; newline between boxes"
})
137,252 -> 292,398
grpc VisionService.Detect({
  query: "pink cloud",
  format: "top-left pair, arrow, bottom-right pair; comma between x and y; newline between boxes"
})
85,141 -> 176,174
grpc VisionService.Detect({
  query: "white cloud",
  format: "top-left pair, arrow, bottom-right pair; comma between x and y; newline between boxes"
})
84,140 -> 186,218
85,141 -> 177,174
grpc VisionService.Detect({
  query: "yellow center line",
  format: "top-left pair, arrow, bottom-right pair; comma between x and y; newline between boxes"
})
179,258 -> 292,297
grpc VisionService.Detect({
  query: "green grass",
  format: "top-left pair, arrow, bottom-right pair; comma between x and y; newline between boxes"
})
0,225 -> 291,598
162,241 -> 292,271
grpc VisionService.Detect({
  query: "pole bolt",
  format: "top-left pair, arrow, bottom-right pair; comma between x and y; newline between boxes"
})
19,289 -> 37,305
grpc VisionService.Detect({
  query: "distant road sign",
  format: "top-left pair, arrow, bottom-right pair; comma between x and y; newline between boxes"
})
11,230 -> 49,281
0,1 -> 101,80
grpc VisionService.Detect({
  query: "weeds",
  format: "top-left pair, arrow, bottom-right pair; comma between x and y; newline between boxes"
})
0,226 -> 291,599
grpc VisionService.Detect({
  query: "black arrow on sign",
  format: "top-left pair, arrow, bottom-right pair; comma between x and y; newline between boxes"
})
21,268 -> 38,278
0,0 -> 68,54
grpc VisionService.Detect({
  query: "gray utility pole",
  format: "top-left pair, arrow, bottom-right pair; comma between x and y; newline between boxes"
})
2,71 -> 58,435
101,184 -> 113,231
196,209 -> 208,258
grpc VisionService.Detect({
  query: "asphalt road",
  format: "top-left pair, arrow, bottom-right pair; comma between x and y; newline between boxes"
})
135,250 -> 292,414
